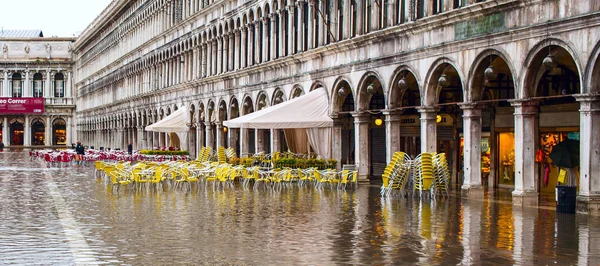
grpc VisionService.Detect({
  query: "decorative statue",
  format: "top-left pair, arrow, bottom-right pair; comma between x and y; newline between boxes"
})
2,44 -> 7,58
24,44 -> 30,54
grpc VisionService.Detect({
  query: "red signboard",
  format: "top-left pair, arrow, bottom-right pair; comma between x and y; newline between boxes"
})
0,97 -> 45,114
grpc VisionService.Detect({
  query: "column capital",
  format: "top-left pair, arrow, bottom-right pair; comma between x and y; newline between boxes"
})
417,106 -> 440,114
352,112 -> 370,123
458,102 -> 484,110
509,99 -> 539,115
382,110 -> 403,122
574,93 -> 600,103
574,93 -> 600,113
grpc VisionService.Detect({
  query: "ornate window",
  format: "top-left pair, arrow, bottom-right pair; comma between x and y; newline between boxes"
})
11,73 -> 22,98
33,73 -> 43,97
54,73 -> 65,98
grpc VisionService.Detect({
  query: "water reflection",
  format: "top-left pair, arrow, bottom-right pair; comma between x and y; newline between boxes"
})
0,151 -> 600,264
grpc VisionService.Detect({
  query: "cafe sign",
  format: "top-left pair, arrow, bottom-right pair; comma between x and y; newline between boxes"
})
0,97 -> 44,114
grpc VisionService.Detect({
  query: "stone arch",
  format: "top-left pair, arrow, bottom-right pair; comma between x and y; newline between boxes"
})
241,94 -> 254,115
229,96 -> 240,119
467,48 -> 518,102
256,91 -> 270,110
586,40 -> 600,94
331,76 -> 355,114
272,88 -> 286,105
310,80 -> 327,92
388,65 -> 421,109
356,71 -> 385,111
521,37 -> 583,99
290,84 -> 305,99
423,57 -> 466,106
218,98 -> 228,121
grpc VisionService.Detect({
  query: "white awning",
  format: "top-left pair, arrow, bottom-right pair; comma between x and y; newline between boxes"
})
145,106 -> 189,133
224,87 -> 333,129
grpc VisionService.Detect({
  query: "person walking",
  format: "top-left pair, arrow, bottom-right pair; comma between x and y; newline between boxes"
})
0,140 -> 4,152
127,142 -> 133,155
75,141 -> 85,165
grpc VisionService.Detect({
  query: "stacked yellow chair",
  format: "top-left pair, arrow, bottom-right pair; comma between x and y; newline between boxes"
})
217,147 -> 227,164
381,152 -> 412,196
414,152 -> 435,197
432,153 -> 450,197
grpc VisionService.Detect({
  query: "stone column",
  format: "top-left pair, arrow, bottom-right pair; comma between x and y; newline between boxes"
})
66,71 -> 72,98
270,13 -> 277,60
262,18 -> 269,62
234,30 -> 241,70
387,0 -> 396,26
66,117 -> 72,146
205,122 -> 214,149
2,71 -> 8,97
241,128 -> 249,157
459,103 -> 484,198
353,112 -> 370,182
228,32 -> 234,71
418,106 -> 438,153
298,1 -> 307,52
510,99 -> 539,206
137,128 -> 144,150
24,71 -> 30,97
22,116 -> 30,146
216,122 -> 225,148
575,94 -> 600,215
270,129 -> 280,154
255,21 -> 262,64
206,41 -> 212,76
383,110 -> 402,163
308,0 -> 321,49
248,25 -> 255,66
256,129 -> 265,153
196,124 -> 204,157
356,0 -> 364,35
331,116 -> 344,169
3,117 -> 9,145
318,0 -> 326,46
278,10 -> 286,57
240,27 -> 247,68
287,5 -> 296,55
216,37 -> 222,74
229,128 -> 238,151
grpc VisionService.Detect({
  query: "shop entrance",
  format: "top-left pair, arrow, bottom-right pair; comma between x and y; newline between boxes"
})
52,118 -> 66,145
31,120 -> 45,145
10,120 -> 24,145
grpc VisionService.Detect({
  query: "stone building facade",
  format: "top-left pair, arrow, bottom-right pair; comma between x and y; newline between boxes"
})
0,31 -> 76,147
74,0 -> 600,213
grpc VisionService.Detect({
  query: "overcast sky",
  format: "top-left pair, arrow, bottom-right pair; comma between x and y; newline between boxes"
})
0,0 -> 113,37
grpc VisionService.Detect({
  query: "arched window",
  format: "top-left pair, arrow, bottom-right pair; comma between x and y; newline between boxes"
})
12,73 -> 22,98
54,73 -> 64,98
33,73 -> 43,97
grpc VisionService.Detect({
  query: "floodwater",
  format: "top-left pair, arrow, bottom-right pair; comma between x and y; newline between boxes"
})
0,151 -> 598,265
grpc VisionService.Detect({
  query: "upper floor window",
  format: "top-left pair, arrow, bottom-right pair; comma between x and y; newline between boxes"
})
33,73 -> 43,98
11,73 -> 22,98
54,73 -> 65,98
454,0 -> 464,8
433,0 -> 443,14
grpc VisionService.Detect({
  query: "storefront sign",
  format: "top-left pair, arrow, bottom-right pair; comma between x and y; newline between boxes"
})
0,97 -> 44,114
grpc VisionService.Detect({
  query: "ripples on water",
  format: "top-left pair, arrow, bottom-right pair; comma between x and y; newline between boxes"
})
0,151 -> 599,265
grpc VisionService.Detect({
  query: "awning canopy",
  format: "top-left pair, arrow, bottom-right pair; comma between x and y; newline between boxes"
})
145,105 -> 189,133
224,87 -> 333,129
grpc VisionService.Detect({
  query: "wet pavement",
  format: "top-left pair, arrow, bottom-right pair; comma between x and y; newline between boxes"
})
0,150 -> 599,265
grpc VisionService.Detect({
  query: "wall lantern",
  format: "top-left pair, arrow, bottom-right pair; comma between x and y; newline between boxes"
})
374,118 -> 383,126
223,126 -> 228,133
438,74 -> 450,87
338,87 -> 348,98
